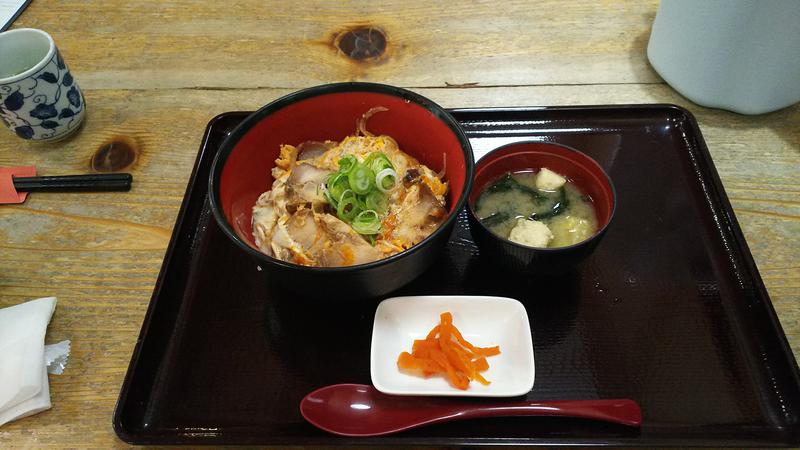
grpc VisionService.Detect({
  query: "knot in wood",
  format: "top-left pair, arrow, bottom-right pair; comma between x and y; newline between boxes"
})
335,26 -> 387,61
92,137 -> 138,172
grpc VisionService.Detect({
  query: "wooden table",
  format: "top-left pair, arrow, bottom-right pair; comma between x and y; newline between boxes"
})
1,1 -> 797,447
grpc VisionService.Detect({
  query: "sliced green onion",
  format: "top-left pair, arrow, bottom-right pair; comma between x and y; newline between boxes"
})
348,163 -> 374,195
321,183 -> 338,208
336,189 -> 361,222
351,209 -> 382,235
355,193 -> 369,212
326,172 -> 350,204
375,168 -> 398,193
364,152 -> 394,174
365,190 -> 388,214
323,152 -> 395,237
338,155 -> 357,174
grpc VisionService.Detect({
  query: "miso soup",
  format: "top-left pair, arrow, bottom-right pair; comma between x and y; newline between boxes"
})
474,169 -> 598,248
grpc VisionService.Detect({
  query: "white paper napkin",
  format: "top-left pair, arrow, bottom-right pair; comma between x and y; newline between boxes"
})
0,0 -> 31,32
0,297 -> 63,427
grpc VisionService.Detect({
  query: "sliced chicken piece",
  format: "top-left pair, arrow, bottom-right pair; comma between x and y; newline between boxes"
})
317,214 -> 383,266
269,219 -> 299,262
390,183 -> 447,247
297,141 -> 335,160
261,176 -> 288,213
285,208 -> 321,251
286,162 -> 332,205
252,193 -> 280,251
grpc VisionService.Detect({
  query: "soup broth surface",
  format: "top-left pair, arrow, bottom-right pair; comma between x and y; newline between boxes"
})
474,170 -> 598,248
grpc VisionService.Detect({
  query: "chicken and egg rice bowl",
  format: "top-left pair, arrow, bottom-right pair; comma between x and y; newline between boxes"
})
251,108 -> 449,267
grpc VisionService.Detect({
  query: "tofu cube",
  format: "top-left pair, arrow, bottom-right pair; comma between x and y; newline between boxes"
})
508,218 -> 553,248
535,168 -> 567,190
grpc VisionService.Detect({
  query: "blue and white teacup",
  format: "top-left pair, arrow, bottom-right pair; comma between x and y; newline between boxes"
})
0,28 -> 86,142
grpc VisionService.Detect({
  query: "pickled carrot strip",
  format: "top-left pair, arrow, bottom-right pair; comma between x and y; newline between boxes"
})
395,311 -> 501,390
448,322 -> 480,351
397,351 -> 416,369
425,347 -> 449,370
450,344 -> 476,379
473,371 -> 491,386
451,368 -> 470,390
472,357 -> 489,372
413,339 -> 438,352
398,351 -> 446,375
449,322 -> 502,357
474,346 -> 501,357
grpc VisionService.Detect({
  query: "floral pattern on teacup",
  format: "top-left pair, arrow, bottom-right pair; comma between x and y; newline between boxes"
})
0,51 -> 85,141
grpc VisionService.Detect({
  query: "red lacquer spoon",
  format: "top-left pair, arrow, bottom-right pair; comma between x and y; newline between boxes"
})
300,383 -> 642,436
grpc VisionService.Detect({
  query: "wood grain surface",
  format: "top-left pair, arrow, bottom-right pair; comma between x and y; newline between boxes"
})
0,1 -> 798,447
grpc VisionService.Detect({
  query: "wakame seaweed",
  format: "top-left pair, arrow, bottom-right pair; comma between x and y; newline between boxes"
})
480,211 -> 510,226
530,187 -> 569,221
486,174 -> 544,199
477,174 -> 544,211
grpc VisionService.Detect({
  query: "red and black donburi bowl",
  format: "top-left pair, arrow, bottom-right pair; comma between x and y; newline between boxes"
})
467,141 -> 616,275
209,82 -> 474,300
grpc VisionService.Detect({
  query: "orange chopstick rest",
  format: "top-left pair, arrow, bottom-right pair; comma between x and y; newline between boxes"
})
0,166 -> 36,204
397,311 -> 501,390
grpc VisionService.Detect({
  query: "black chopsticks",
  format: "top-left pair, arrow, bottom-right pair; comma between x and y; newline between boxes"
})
12,173 -> 133,193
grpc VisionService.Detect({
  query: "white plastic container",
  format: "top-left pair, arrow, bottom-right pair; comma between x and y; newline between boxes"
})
647,0 -> 800,115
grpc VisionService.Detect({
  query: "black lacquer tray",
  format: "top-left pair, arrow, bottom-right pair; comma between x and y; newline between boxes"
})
113,106 -> 800,446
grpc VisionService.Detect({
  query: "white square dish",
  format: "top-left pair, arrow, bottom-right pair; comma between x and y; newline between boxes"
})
370,295 -> 535,397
